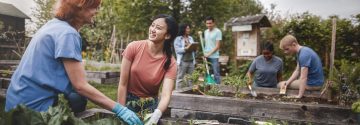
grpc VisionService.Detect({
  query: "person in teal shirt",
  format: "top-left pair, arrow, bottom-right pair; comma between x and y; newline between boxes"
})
204,16 -> 222,84
5,0 -> 142,124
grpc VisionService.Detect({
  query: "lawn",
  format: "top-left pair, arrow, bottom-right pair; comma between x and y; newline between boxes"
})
87,83 -> 118,109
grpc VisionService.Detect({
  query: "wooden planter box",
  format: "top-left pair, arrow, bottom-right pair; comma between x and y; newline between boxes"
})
169,86 -> 357,125
86,71 -> 120,85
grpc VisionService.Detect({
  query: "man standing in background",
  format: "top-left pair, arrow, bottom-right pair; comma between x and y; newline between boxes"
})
204,16 -> 222,84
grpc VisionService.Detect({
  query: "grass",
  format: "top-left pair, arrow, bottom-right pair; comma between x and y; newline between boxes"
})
87,82 -> 118,109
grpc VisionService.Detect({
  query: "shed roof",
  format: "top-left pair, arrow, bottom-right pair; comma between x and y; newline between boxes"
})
0,2 -> 30,19
225,14 -> 271,28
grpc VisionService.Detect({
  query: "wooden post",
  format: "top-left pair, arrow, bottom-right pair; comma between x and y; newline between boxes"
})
321,18 -> 337,98
109,25 -> 117,63
330,18 -> 336,74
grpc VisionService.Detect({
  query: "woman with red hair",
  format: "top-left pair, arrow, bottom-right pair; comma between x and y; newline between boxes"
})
5,0 -> 142,124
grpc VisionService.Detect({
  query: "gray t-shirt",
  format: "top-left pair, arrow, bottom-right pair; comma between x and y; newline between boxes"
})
248,55 -> 283,87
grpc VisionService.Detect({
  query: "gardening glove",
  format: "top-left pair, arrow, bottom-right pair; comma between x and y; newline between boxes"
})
112,103 -> 143,125
145,109 -> 162,125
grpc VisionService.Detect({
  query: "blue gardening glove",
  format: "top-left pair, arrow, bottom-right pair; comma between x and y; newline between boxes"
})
145,109 -> 162,125
112,103 -> 143,125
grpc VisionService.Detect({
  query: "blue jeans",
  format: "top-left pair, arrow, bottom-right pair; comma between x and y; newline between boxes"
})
53,90 -> 87,113
207,58 -> 221,84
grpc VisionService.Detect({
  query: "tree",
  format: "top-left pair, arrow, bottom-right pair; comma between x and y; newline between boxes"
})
31,0 -> 56,32
32,0 -> 264,62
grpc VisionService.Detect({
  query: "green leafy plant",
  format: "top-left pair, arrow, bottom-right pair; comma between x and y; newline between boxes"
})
352,100 -> 360,113
223,75 -> 247,97
329,60 -> 360,105
0,95 -> 123,125
205,85 -> 223,96
126,97 -> 155,121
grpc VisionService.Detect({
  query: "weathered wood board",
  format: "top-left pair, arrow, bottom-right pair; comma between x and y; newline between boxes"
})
86,71 -> 120,84
170,86 -> 357,125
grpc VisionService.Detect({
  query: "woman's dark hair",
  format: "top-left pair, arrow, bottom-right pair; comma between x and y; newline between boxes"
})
262,42 -> 274,52
177,24 -> 190,36
153,14 -> 178,70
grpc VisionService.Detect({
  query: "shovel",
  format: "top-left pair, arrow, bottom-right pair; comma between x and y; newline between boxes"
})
198,31 -> 216,85
247,84 -> 257,97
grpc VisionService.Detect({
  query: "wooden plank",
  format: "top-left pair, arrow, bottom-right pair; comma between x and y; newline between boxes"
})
86,71 -> 107,78
218,85 -> 323,99
170,108 -> 345,125
169,91 -> 355,124
87,77 -> 119,84
0,77 -> 11,89
86,71 -> 120,78
0,60 -> 20,65
0,88 -> 6,99
0,45 -> 25,49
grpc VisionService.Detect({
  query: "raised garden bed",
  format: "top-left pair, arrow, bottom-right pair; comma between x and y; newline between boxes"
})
169,85 -> 357,125
86,71 -> 120,85
84,60 -> 120,84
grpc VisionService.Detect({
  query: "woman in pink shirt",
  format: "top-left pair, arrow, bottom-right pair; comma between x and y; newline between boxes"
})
117,14 -> 178,125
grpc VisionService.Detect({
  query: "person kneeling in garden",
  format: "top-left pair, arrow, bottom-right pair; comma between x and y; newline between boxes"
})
5,0 -> 142,124
247,42 -> 283,88
117,14 -> 178,125
278,35 -> 324,98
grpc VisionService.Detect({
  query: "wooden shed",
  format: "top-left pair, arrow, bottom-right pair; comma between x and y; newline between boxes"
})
0,2 -> 30,60
224,14 -> 271,61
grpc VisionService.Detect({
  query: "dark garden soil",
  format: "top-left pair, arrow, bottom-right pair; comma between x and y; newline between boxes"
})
184,90 -> 339,105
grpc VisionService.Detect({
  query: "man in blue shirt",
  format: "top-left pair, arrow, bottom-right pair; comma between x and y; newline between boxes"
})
204,16 -> 222,84
278,35 -> 324,98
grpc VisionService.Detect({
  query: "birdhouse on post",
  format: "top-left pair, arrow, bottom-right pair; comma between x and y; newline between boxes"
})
224,14 -> 271,63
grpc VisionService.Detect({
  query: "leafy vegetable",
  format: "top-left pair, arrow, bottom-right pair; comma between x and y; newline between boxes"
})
0,96 -> 124,125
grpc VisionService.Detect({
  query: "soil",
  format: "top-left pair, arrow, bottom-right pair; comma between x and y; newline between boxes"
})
185,90 -> 339,105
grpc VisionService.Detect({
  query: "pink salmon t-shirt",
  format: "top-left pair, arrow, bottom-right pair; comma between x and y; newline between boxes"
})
122,40 -> 177,97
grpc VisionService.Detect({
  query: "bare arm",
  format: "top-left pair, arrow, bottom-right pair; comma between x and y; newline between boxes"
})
205,40 -> 220,57
286,64 -> 300,86
246,71 -> 254,85
297,67 -> 308,98
63,59 -> 116,111
156,78 -> 175,112
117,58 -> 132,105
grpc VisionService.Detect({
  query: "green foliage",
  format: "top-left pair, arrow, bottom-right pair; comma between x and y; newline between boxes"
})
223,75 -> 247,97
126,98 -> 155,121
352,100 -> 360,113
329,60 -> 360,105
204,85 -> 223,96
87,83 -> 118,109
185,64 -> 207,86
267,12 -> 360,77
31,0 -> 56,32
0,95 -> 123,125
33,0 -> 264,62
0,20 -> 4,30
228,60 -> 252,77
84,60 -> 120,71
85,65 -> 120,72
